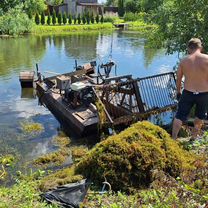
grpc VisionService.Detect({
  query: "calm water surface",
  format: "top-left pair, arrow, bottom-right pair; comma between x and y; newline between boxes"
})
0,31 -> 178,172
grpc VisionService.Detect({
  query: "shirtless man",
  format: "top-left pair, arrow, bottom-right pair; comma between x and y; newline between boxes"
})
172,38 -> 208,140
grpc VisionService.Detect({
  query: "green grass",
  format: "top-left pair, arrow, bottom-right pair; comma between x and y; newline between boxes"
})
0,177 -> 58,208
127,21 -> 158,33
32,23 -> 114,34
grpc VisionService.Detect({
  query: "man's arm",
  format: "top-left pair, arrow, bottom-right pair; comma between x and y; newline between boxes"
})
176,63 -> 183,94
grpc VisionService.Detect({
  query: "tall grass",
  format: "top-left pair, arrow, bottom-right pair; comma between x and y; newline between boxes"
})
32,23 -> 113,34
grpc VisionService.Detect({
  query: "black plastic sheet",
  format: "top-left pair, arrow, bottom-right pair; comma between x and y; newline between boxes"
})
42,179 -> 89,208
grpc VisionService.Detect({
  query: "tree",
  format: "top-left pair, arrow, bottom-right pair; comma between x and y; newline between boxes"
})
46,0 -> 63,6
100,14 -> 104,23
0,0 -> 20,13
140,0 -> 163,12
96,14 -> 99,23
77,14 -> 81,24
105,0 -> 118,6
52,10 -> 56,25
0,6 -> 33,35
41,11 -> 45,25
58,12 -> 62,25
63,12 -> 67,24
47,14 -> 51,25
86,12 -> 90,24
68,14 -> 72,24
82,14 -> 86,24
118,0 -> 125,17
73,15 -> 77,24
125,0 -> 140,13
35,13 -> 40,25
24,0 -> 46,16
90,12 -> 94,24
155,0 -> 208,53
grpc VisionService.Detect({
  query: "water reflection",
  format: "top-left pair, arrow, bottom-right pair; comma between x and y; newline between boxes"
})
0,36 -> 47,78
21,88 -> 36,99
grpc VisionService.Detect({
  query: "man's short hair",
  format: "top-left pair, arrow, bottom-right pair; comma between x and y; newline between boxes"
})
188,38 -> 202,50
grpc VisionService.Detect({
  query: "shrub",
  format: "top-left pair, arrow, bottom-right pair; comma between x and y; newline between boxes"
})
28,11 -> 33,19
35,12 -> 40,25
73,15 -> 77,24
77,13 -> 81,24
82,14 -> 86,24
0,6 -> 33,35
57,12 -> 62,25
63,12 -> 67,25
40,12 -> 45,25
118,0 -> 125,17
100,14 -> 104,23
76,121 -> 199,192
125,0 -> 140,13
47,14 -> 51,25
52,10 -> 56,25
68,14 -> 72,24
90,12 -> 94,24
95,14 -> 99,23
86,12 -> 90,24
103,15 -> 118,23
124,12 -> 149,22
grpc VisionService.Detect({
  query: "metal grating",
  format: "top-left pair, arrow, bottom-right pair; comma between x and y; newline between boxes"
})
138,72 -> 177,112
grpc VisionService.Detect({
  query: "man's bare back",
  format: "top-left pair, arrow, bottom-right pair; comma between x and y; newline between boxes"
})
179,51 -> 208,92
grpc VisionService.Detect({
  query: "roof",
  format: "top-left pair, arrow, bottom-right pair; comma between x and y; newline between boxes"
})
77,2 -> 103,6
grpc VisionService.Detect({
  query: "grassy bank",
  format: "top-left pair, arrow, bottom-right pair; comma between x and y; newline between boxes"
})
31,23 -> 114,34
127,21 -> 158,33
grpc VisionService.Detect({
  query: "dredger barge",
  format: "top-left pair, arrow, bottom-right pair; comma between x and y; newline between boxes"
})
20,61 -> 177,136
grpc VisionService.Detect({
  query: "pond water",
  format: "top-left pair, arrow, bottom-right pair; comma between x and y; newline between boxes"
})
0,31 -> 178,175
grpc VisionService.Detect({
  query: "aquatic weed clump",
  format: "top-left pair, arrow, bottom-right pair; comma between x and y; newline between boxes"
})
76,121 -> 199,192
34,135 -> 71,168
20,121 -> 44,135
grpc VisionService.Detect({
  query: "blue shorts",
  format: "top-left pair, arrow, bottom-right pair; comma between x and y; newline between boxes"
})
176,89 -> 208,122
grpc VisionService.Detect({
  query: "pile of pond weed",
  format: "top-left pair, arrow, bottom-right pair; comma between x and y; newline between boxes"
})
71,146 -> 89,163
75,121 -> 204,192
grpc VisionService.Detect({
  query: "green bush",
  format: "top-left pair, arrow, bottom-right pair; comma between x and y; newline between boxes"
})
73,15 -> 77,24
100,14 -> 104,23
35,12 -> 40,25
40,12 -> 45,25
57,12 -> 62,25
90,12 -> 94,24
68,14 -> 72,24
47,14 -> 51,25
86,12 -> 90,24
118,0 -> 125,17
52,10 -> 56,25
124,12 -> 149,22
76,121 -> 199,192
95,14 -> 99,23
63,12 -> 67,25
82,14 -> 86,24
103,15 -> 118,23
125,0 -> 140,13
77,13 -> 81,24
0,6 -> 33,35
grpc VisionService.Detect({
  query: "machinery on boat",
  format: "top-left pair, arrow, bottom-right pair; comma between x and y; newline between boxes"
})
19,61 -> 177,136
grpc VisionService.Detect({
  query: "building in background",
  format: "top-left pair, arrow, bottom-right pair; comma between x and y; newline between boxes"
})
47,0 -> 104,15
